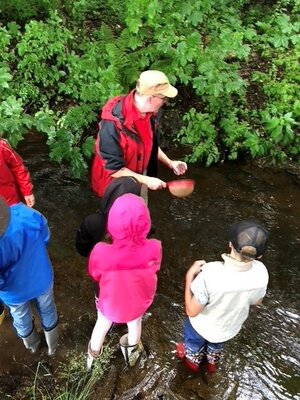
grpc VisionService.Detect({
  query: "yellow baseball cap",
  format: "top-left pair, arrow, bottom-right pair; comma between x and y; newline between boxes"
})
136,70 -> 178,98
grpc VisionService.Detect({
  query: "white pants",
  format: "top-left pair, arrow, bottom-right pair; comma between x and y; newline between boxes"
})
90,310 -> 142,353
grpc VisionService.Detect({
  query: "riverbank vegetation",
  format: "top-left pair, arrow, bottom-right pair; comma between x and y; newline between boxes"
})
0,0 -> 299,176
2,345 -> 114,399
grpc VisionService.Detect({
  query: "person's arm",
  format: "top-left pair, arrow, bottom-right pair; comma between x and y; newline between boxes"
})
249,297 -> 264,315
87,247 -> 102,282
253,298 -> 263,305
111,168 -> 166,190
3,142 -> 35,207
250,280 -> 267,307
99,121 -> 166,190
157,147 -> 188,176
185,260 -> 206,317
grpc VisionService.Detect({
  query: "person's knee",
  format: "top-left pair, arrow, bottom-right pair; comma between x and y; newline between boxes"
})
16,320 -> 34,338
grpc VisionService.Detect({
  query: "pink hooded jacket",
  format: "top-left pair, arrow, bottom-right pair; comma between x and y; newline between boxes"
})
88,193 -> 162,323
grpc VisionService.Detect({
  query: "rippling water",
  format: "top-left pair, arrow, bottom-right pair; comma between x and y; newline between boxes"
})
0,137 -> 299,399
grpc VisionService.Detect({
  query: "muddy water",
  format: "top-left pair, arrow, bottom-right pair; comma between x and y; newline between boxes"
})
0,137 -> 299,400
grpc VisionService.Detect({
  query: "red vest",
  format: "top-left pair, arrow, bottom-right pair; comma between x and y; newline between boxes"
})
90,94 -> 158,197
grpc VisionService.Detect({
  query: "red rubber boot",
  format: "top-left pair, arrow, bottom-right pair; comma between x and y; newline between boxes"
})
175,343 -> 200,373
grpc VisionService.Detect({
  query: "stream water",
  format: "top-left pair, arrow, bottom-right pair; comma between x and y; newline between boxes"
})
0,135 -> 299,399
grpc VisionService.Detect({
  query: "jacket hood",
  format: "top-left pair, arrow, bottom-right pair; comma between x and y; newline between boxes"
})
101,177 -> 141,217
107,194 -> 150,245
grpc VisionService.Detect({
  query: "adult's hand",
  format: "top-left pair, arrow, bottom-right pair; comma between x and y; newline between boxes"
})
170,160 -> 188,176
144,176 -> 167,190
24,194 -> 35,207
112,168 -> 166,191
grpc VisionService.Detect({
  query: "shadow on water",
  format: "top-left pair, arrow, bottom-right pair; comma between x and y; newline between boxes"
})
0,136 -> 299,399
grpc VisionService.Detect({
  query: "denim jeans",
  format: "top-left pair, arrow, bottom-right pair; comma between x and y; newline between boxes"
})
183,317 -> 224,364
4,286 -> 58,338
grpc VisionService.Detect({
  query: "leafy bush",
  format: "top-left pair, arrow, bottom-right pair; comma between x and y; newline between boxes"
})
0,0 -> 299,175
0,0 -> 58,24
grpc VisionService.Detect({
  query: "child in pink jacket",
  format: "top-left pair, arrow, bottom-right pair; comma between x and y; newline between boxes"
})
87,193 -> 162,369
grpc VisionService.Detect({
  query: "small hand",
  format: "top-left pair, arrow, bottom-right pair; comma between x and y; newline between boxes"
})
24,194 -> 35,208
186,260 -> 206,278
144,177 -> 167,191
170,160 -> 188,176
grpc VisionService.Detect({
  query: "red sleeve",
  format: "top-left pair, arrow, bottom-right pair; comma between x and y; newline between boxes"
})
3,142 -> 33,196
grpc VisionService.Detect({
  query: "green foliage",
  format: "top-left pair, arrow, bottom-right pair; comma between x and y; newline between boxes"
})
0,66 -> 11,89
177,108 -> 219,166
15,12 -> 73,105
220,113 -> 252,160
175,0 -> 299,165
0,0 -> 299,174
0,27 -> 12,63
256,13 -> 300,51
243,132 -> 267,158
63,0 -> 106,24
32,105 -> 96,177
0,0 -> 58,24
0,96 -> 32,144
249,7 -> 300,163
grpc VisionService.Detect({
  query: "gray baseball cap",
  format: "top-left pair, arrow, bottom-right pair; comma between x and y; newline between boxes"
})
229,220 -> 269,258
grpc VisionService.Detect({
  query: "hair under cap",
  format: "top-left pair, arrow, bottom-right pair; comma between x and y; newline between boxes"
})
136,70 -> 178,98
229,220 -> 269,258
0,196 -> 9,237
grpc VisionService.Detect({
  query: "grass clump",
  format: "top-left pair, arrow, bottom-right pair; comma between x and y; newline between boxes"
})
27,344 -> 115,400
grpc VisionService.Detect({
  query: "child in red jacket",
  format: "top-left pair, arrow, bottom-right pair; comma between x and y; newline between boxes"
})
0,139 -> 35,207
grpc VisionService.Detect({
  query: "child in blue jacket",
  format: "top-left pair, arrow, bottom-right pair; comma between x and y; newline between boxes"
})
0,196 -> 58,355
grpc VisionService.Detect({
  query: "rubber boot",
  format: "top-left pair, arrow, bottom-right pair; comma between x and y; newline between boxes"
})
205,362 -> 217,373
205,349 -> 222,374
87,341 -> 102,371
175,342 -> 185,360
119,334 -> 144,367
44,325 -> 59,356
175,342 -> 204,373
22,328 -> 41,353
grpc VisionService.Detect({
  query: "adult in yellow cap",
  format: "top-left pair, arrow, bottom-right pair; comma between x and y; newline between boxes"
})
90,70 -> 187,198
